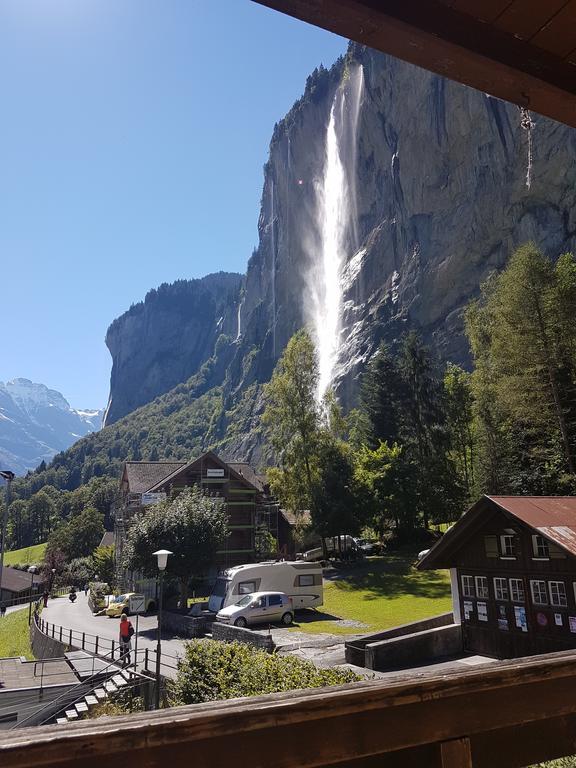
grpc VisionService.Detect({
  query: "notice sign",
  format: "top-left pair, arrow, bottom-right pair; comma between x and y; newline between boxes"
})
515,606 -> 528,632
569,616 -> 576,633
128,594 -> 146,615
477,602 -> 488,622
206,468 -> 225,478
463,600 -> 473,620
141,492 -> 166,506
555,613 -> 563,626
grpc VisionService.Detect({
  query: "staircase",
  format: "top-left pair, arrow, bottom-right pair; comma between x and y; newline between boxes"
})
53,668 -> 138,724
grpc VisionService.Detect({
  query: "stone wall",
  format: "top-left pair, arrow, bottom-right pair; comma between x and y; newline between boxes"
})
212,622 -> 275,652
162,610 -> 213,639
345,612 -> 454,667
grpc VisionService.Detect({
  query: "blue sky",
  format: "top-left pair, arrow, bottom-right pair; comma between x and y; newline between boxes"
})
0,0 -> 346,409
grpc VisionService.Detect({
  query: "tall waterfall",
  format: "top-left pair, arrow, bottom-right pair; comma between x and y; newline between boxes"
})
270,178 -> 277,358
310,64 -> 364,400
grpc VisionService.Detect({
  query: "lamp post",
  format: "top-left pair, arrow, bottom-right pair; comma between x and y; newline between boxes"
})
0,470 -> 15,604
27,566 -> 38,625
153,549 -> 172,710
50,568 -> 56,593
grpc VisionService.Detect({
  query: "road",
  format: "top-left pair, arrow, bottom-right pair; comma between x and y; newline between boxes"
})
41,593 -> 188,665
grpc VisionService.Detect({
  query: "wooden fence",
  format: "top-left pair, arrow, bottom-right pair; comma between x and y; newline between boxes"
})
3,648 -> 576,767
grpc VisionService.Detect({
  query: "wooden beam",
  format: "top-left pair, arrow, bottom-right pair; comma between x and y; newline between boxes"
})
252,0 -> 576,128
5,651 -> 576,768
441,738 -> 473,768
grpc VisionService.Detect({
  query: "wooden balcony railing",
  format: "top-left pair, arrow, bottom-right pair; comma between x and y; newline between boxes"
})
4,648 -> 576,767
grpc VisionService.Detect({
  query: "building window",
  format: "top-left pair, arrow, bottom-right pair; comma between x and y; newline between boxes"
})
500,535 -> 515,558
461,575 -> 475,597
298,574 -> 315,587
494,577 -> 509,601
509,579 -> 525,603
549,581 -> 568,607
532,535 -> 550,559
238,581 -> 256,595
475,576 -> 489,599
530,580 -> 548,606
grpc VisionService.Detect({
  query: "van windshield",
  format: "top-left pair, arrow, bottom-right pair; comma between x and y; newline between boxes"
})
234,595 -> 253,607
212,578 -> 230,598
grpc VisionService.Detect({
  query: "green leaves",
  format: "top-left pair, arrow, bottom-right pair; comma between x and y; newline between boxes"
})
170,640 -> 359,705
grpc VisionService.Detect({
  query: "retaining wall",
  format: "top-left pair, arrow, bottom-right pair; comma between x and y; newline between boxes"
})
30,620 -> 70,659
365,623 -> 463,671
212,622 -> 275,652
345,612 -> 454,667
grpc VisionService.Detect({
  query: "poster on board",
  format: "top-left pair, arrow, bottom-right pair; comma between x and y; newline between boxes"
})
515,606 -> 528,632
477,602 -> 488,622
555,613 -> 563,626
569,616 -> 576,633
463,600 -> 473,620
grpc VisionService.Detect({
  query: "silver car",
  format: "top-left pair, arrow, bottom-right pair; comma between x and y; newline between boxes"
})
216,591 -> 294,628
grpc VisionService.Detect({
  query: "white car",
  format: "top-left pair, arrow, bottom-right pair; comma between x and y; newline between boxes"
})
216,591 -> 294,628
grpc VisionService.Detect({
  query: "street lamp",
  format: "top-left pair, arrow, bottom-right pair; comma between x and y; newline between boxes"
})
0,470 -> 15,604
27,566 -> 38,625
50,568 -> 56,592
152,549 -> 172,709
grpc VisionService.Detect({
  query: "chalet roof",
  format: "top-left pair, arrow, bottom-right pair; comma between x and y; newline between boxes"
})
418,496 -> 576,569
227,463 -> 266,493
280,509 -> 311,527
1,566 -> 44,595
147,451 -> 261,494
124,461 -> 186,494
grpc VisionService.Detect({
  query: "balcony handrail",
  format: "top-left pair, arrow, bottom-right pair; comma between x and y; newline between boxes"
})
4,647 -> 576,767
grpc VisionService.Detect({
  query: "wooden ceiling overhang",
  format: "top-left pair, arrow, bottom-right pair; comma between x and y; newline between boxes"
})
253,0 -> 576,128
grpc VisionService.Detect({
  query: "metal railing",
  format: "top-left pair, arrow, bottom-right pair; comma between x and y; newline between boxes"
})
36,616 -> 181,678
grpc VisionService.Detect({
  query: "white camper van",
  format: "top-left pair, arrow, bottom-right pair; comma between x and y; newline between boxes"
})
208,561 -> 323,613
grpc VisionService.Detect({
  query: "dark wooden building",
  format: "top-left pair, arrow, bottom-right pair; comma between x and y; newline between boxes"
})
419,496 -> 576,659
114,452 -> 293,581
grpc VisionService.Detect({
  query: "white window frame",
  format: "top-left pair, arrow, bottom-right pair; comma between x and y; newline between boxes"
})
532,535 -> 550,559
549,581 -> 568,607
509,578 -> 525,603
475,575 -> 489,599
530,579 -> 548,606
500,535 -> 515,558
461,575 -> 475,598
238,581 -> 256,595
494,577 -> 509,601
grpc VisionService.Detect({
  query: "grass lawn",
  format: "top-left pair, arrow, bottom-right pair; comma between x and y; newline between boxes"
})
4,542 -> 46,567
0,608 -> 34,659
291,548 -> 452,635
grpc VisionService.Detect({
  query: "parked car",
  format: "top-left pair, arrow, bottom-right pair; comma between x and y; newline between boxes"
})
354,538 -> 379,555
215,591 -> 294,628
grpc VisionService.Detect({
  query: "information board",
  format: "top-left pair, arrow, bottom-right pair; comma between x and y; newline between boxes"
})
128,594 -> 146,615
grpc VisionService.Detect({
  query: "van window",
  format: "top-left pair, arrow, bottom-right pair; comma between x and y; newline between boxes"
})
238,581 -> 256,595
268,594 -> 283,606
298,574 -> 315,587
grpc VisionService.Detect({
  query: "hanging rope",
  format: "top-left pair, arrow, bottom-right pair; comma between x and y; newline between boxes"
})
520,107 -> 535,190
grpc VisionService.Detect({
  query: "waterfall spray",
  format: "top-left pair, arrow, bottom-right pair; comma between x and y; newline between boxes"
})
309,64 -> 364,401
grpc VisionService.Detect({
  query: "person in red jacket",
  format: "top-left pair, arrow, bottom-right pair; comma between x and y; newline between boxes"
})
119,613 -> 134,667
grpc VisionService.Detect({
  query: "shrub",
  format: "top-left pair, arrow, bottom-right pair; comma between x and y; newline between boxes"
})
170,639 -> 360,705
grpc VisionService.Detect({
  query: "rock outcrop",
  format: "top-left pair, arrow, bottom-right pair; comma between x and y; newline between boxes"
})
103,272 -> 242,425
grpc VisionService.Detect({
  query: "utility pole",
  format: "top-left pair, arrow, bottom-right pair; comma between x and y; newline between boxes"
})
0,470 -> 15,603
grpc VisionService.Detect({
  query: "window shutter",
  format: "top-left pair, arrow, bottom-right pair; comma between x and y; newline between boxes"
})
549,542 -> 566,559
484,535 -> 499,558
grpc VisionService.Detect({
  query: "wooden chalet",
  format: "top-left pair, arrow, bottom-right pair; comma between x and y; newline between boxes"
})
115,452 -> 287,575
419,496 -> 576,659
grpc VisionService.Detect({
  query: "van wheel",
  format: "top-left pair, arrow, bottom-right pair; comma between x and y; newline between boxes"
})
281,612 -> 293,626
234,617 -> 247,628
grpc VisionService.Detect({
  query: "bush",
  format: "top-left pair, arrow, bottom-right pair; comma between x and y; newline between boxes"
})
170,640 -> 360,705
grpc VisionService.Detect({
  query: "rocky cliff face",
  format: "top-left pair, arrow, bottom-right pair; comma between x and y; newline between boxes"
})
104,272 -> 242,425
104,43 -> 576,445
229,44 -> 576,411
